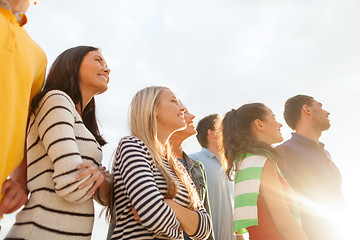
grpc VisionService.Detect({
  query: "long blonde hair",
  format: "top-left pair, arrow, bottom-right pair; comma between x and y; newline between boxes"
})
129,86 -> 200,210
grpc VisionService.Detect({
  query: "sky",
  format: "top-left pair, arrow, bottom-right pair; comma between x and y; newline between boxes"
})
2,0 -> 360,239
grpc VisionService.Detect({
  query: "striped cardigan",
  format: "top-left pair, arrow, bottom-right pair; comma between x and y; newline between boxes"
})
6,90 -> 103,240
111,136 -> 212,240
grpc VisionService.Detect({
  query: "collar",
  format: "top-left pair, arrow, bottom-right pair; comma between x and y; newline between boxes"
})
183,151 -> 196,169
0,0 -> 27,26
200,147 -> 221,163
291,132 -> 325,150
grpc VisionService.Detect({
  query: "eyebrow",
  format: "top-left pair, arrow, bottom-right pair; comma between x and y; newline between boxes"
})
95,55 -> 108,68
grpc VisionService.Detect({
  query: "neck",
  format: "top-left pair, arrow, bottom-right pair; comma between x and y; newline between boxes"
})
75,94 -> 93,117
157,129 -> 171,145
7,0 -> 30,13
169,136 -> 184,159
206,141 -> 220,159
295,124 -> 321,144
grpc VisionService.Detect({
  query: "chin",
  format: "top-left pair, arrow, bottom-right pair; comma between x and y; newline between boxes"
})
273,136 -> 283,144
97,86 -> 108,95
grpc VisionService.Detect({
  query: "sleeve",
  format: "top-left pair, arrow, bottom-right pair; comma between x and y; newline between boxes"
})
198,164 -> 215,240
114,137 -> 182,238
29,53 -> 47,102
179,162 -> 212,240
186,208 -> 212,240
36,92 -> 94,203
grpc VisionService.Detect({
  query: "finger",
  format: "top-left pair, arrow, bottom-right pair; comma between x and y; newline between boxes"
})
0,184 -> 17,212
6,192 -> 28,214
78,170 -> 99,189
76,166 -> 98,180
1,179 -> 12,194
76,161 -> 91,170
86,173 -> 105,196
0,181 -> 27,213
131,207 -> 141,222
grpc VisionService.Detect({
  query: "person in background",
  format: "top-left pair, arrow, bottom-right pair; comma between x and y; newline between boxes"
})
276,95 -> 344,240
169,102 -> 215,240
0,0 -> 47,218
190,114 -> 237,240
221,103 -> 308,240
5,46 -> 112,239
110,86 -> 212,239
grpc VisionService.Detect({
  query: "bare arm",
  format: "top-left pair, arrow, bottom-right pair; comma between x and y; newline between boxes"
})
164,199 -> 199,236
261,158 -> 308,240
236,235 -> 245,240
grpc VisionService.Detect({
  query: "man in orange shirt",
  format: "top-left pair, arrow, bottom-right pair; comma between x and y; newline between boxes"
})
0,0 -> 47,217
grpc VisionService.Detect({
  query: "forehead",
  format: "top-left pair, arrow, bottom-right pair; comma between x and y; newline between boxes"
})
264,106 -> 274,115
160,88 -> 176,98
312,100 -> 322,107
85,50 -> 105,61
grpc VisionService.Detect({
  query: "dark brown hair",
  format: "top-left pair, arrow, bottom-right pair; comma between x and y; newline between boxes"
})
30,46 -> 106,146
221,103 -> 278,180
284,95 -> 314,130
196,114 -> 220,148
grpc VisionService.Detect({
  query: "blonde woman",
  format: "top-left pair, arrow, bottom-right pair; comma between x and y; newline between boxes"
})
110,86 -> 212,240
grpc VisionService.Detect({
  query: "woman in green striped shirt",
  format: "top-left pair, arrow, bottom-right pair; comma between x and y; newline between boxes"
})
221,103 -> 308,240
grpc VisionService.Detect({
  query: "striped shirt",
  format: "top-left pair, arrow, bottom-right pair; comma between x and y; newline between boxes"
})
6,90 -> 103,240
111,136 -> 212,240
233,153 -> 299,235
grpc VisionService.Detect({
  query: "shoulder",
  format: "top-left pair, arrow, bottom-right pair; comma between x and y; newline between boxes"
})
115,136 -> 151,158
188,151 -> 203,160
38,90 -> 75,111
239,154 -> 268,170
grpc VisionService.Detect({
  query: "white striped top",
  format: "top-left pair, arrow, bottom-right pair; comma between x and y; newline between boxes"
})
111,136 -> 212,240
6,90 -> 103,240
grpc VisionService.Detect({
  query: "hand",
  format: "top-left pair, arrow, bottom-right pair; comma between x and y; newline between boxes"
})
131,207 -> 141,223
0,179 -> 28,215
76,162 -> 106,196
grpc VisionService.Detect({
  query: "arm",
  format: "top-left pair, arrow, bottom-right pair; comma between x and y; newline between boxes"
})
76,163 -> 111,205
261,158 -> 308,240
164,199 -> 211,240
0,157 -> 28,214
115,138 -> 181,238
37,92 -> 100,203
0,140 -> 29,214
164,199 -> 199,235
199,163 -> 215,240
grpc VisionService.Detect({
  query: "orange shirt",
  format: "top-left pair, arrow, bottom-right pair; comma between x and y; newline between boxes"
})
0,6 -> 47,198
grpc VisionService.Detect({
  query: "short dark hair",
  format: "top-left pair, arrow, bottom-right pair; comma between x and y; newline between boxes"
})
30,46 -> 106,146
196,114 -> 220,148
284,95 -> 314,130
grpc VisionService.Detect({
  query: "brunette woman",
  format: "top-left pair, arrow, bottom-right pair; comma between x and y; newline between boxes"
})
221,103 -> 308,240
6,46 -> 111,240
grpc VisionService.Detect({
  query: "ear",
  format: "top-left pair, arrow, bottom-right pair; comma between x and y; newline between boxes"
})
207,129 -> 215,140
253,119 -> 264,132
302,105 -> 312,116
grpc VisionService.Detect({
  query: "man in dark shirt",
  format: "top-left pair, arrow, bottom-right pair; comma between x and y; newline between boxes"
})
277,95 -> 344,240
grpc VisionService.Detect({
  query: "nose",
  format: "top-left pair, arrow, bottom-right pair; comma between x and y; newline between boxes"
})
279,122 -> 283,128
103,66 -> 110,75
190,113 -> 195,120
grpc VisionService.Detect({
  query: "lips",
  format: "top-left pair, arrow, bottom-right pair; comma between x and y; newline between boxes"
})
98,74 -> 109,83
